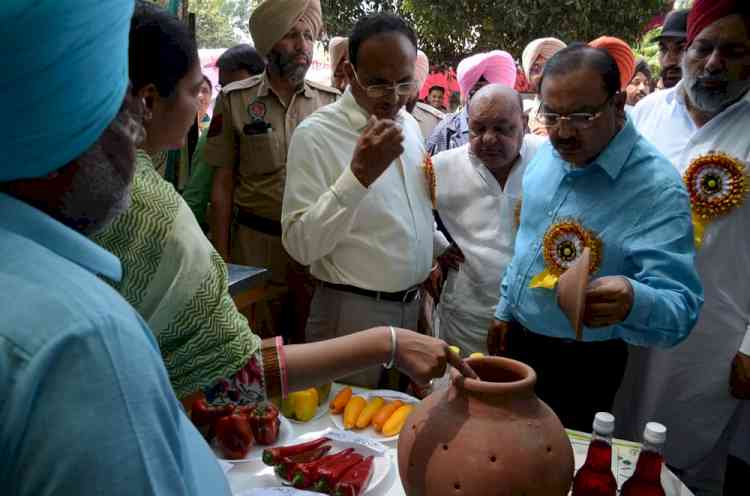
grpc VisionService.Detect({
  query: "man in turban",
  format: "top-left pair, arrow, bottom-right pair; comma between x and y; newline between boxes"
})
408,50 -> 445,141
589,36 -> 637,92
330,36 -> 349,91
0,0 -> 231,494
205,0 -> 340,344
426,50 -> 517,155
614,1 -> 750,492
521,37 -> 567,135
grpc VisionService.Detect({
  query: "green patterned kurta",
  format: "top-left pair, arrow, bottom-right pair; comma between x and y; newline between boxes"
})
92,150 -> 260,398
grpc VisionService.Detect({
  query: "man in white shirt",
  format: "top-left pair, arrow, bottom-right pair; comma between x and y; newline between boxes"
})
614,2 -> 750,493
282,13 -> 449,387
432,84 -> 543,354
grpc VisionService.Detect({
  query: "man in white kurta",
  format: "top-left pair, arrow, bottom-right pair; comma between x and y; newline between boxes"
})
282,14 -> 449,387
614,4 -> 750,493
432,84 -> 544,354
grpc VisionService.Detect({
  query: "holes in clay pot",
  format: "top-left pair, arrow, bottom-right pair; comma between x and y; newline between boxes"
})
547,445 -> 552,453
454,482 -> 461,490
442,444 -> 449,451
412,424 -> 416,431
489,455 -> 497,463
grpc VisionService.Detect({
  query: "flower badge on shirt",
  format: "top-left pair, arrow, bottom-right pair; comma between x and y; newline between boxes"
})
421,153 -> 437,208
684,152 -> 749,248
530,219 -> 602,289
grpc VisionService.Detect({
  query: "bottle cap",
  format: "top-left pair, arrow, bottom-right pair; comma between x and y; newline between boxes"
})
644,422 -> 667,445
593,412 -> 615,435
448,346 -> 461,356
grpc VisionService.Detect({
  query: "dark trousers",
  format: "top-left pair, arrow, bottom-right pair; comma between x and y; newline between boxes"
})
506,327 -> 629,433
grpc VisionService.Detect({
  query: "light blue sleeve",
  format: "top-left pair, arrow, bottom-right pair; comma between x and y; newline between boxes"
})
495,265 -> 515,322
619,185 -> 704,348
2,314 -> 230,496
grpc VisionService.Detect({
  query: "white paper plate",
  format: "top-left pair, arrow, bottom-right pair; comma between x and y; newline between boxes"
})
228,429 -> 390,495
214,415 -> 295,463
329,389 -> 419,443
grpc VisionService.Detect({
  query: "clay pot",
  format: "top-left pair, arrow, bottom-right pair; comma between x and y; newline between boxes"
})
398,356 -> 574,496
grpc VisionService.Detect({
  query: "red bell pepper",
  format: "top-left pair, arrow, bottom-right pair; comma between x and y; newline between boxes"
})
312,451 -> 365,493
274,445 -> 332,481
333,456 -> 375,496
214,414 -> 253,460
247,403 -> 281,445
290,448 -> 355,489
262,436 -> 330,466
190,399 -> 235,440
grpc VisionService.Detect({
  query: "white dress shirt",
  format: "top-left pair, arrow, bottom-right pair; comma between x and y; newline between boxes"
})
282,89 -> 448,292
433,136 -> 544,353
614,85 -> 750,469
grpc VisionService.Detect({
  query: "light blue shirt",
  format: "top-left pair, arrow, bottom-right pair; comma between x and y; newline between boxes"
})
0,193 -> 230,495
495,118 -> 703,347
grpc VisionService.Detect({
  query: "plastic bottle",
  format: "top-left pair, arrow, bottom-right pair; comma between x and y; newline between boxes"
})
620,422 -> 667,496
571,412 -> 618,496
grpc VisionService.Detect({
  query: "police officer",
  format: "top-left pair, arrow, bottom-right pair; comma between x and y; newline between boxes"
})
407,50 -> 445,142
205,0 -> 338,341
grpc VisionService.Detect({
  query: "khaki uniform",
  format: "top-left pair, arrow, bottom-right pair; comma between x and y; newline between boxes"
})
204,72 -> 338,339
412,102 -> 445,142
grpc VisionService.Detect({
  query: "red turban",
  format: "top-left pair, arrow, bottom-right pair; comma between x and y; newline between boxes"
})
589,36 -> 636,91
687,0 -> 749,45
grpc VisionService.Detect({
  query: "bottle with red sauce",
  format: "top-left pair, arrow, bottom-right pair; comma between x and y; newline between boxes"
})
571,412 -> 618,496
620,422 -> 667,496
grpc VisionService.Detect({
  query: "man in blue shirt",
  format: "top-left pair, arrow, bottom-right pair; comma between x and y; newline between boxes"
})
0,1 -> 229,494
488,44 -> 703,431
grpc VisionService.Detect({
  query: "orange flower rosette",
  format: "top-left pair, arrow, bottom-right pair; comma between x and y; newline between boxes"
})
684,152 -> 749,248
421,153 -> 437,208
530,219 -> 602,289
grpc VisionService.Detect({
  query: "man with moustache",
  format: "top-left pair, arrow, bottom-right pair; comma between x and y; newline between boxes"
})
282,13 -> 451,387
657,9 -> 690,89
432,84 -> 543,354
615,1 -> 750,492
205,0 -> 338,342
488,44 -> 703,432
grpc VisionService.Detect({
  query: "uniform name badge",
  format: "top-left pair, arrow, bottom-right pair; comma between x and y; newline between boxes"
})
684,152 -> 749,248
529,219 -> 602,289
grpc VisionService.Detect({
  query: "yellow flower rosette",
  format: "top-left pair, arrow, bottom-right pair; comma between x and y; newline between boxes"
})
529,219 -> 602,289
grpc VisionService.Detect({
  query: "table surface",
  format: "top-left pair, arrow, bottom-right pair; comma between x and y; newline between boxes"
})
227,264 -> 269,297
224,388 -> 694,496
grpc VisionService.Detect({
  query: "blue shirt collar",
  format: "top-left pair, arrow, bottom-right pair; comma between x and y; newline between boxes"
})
558,116 -> 639,180
0,193 -> 122,281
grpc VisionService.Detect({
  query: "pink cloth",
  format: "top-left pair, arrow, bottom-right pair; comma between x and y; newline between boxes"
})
414,50 -> 429,89
457,50 -> 517,98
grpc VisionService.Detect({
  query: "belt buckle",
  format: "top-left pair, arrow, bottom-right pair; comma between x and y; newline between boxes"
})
402,286 -> 419,303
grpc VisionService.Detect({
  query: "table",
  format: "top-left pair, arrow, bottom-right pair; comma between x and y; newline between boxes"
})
225,387 -> 694,496
228,264 -> 270,331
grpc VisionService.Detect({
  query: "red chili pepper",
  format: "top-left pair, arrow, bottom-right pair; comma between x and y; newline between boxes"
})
333,456 -> 375,496
274,445 -> 332,481
262,436 -> 330,466
214,414 -> 253,460
312,451 -> 365,493
291,448 -> 355,489
247,403 -> 281,445
190,399 -> 235,440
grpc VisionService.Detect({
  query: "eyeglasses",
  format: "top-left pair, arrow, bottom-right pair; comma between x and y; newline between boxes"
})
350,65 -> 419,99
536,96 -> 614,130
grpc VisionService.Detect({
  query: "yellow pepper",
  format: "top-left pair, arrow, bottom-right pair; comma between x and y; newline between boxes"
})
290,388 -> 319,422
343,395 -> 367,429
355,396 -> 385,429
381,404 -> 414,437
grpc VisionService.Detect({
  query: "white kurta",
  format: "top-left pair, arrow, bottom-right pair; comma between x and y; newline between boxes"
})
433,136 -> 544,354
614,85 -> 750,469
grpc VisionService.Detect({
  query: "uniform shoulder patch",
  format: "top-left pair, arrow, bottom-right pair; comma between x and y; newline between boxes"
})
416,101 -> 445,120
305,79 -> 341,96
222,74 -> 263,94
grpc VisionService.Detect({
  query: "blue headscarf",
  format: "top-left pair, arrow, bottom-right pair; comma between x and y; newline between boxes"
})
0,0 -> 134,182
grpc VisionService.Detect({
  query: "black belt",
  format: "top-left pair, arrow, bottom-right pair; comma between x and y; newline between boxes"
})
235,209 -> 281,237
320,281 -> 421,303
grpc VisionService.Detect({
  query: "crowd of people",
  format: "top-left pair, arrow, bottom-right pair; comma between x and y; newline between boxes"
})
1,0 -> 748,495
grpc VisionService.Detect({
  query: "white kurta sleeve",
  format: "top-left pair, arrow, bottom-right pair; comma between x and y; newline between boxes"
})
281,125 -> 369,266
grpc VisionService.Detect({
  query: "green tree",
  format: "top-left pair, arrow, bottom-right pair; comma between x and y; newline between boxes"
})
191,0 -> 261,48
321,0 -> 663,64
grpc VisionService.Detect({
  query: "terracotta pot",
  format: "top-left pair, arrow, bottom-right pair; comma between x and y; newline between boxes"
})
397,356 -> 574,496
